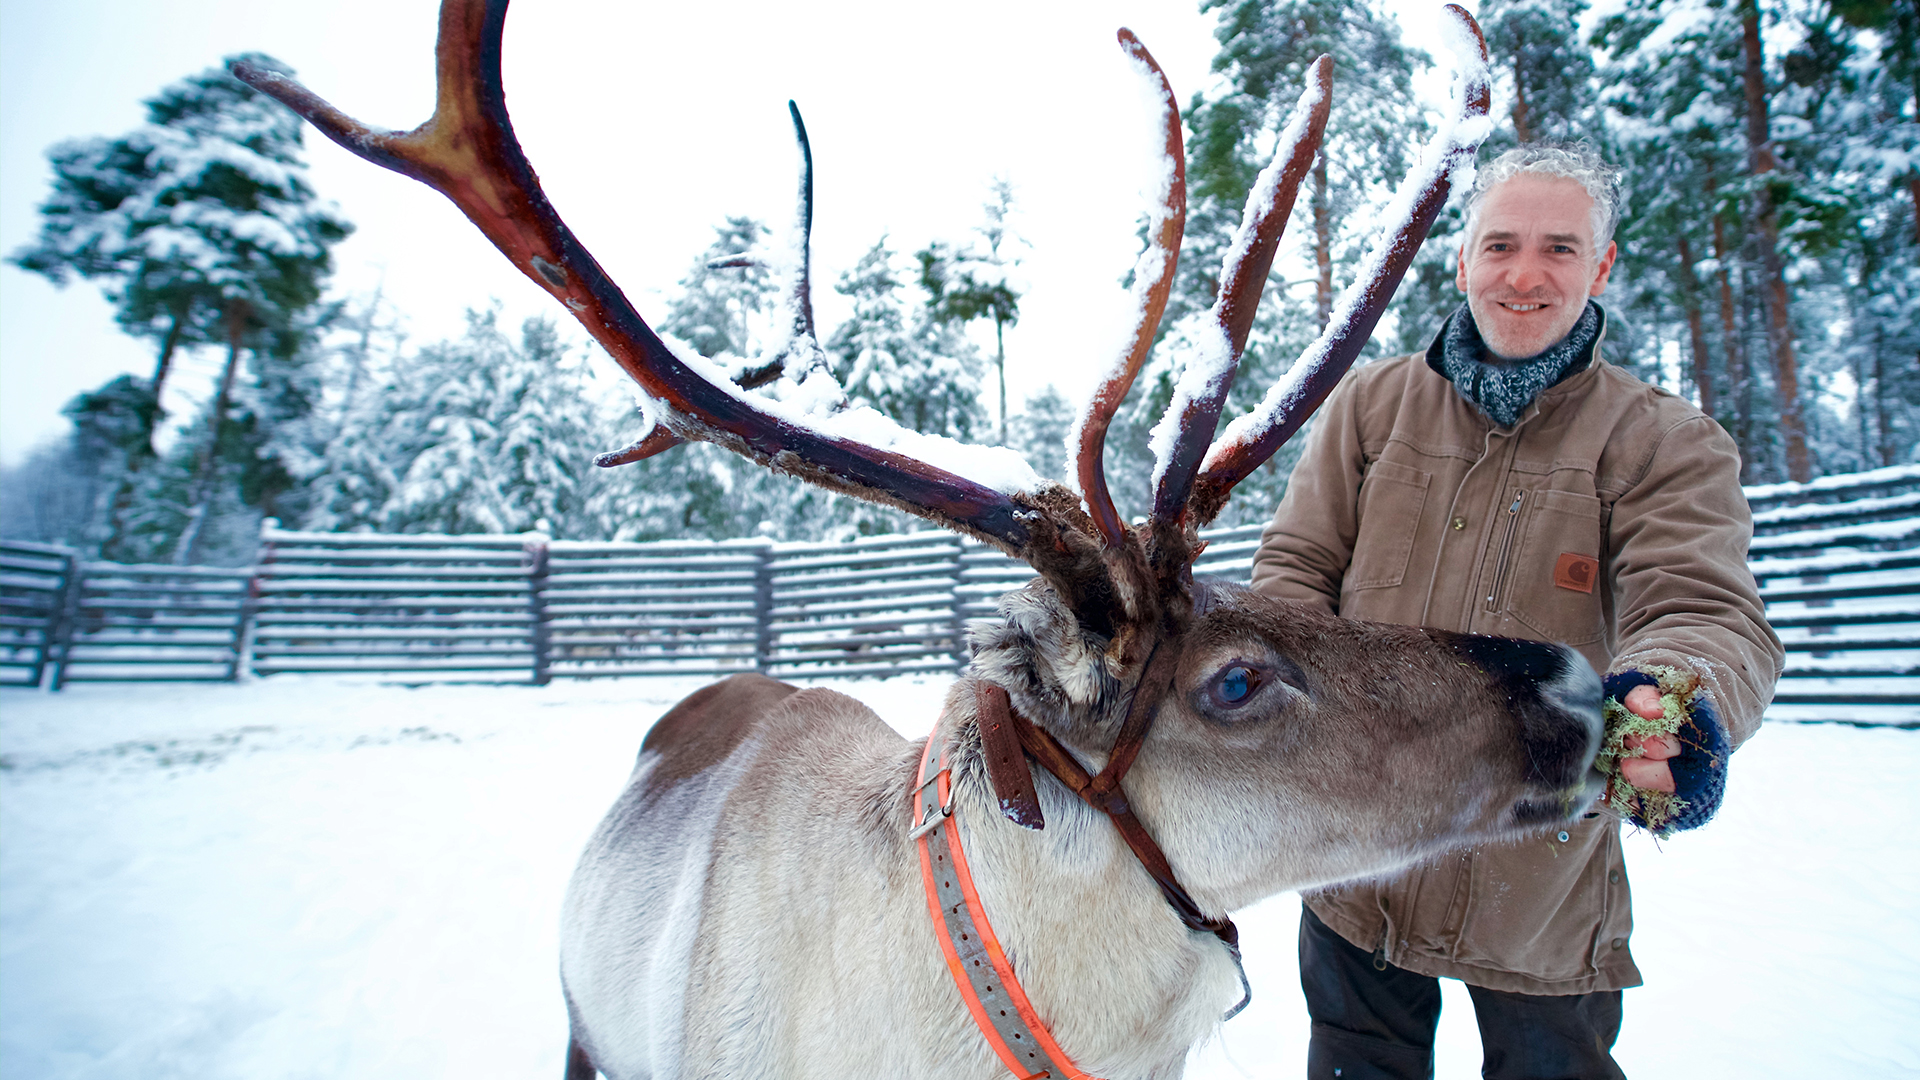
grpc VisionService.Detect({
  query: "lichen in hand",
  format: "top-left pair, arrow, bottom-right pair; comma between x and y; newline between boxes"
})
1598,665 -> 1699,836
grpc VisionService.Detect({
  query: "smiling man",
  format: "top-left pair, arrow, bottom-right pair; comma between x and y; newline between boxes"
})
1251,143 -> 1781,1079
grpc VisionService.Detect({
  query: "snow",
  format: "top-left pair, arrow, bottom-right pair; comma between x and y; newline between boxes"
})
662,322 -> 1043,498
1744,463 -> 1920,503
2,675 -> 1915,1078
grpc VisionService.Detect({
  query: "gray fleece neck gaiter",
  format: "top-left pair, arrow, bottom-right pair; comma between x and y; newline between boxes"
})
1435,300 -> 1602,427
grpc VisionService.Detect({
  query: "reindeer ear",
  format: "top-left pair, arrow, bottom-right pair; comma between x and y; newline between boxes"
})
966,583 -> 1126,738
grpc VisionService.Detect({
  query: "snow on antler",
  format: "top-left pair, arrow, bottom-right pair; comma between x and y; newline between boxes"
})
1065,28 -> 1187,549
1147,56 -> 1332,525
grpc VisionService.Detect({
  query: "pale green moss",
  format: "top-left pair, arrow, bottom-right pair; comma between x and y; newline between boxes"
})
1598,665 -> 1700,837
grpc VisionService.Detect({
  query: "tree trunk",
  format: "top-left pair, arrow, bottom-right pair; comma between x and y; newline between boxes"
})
1512,55 -> 1533,143
995,315 -> 1007,446
1910,175 -> 1919,245
174,299 -> 249,564
1313,155 -> 1333,332
1741,0 -> 1810,482
1675,235 -> 1714,417
150,311 -> 185,411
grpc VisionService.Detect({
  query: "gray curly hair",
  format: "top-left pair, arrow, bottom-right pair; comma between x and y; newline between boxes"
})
1462,142 -> 1625,260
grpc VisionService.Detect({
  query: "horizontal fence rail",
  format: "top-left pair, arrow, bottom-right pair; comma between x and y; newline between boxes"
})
4,465 -> 1916,724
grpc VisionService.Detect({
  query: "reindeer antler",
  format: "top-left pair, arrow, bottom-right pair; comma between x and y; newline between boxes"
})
1146,55 -> 1333,561
1184,5 -> 1492,526
1068,29 -> 1187,553
237,0 -> 1492,641
232,0 -> 1042,551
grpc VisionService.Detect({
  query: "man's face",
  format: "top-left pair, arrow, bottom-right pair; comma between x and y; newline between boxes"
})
1456,173 -> 1617,361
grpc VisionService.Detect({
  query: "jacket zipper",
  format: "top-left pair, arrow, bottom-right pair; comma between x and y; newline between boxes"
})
1485,490 -> 1525,612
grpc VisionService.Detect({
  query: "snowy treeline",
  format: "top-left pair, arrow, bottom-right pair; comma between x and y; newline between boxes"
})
5,0 -> 1916,552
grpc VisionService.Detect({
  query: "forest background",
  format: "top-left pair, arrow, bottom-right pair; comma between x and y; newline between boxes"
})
1,0 -> 1914,565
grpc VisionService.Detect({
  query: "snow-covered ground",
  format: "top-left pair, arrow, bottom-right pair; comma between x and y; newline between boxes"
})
1,674 -> 1914,1078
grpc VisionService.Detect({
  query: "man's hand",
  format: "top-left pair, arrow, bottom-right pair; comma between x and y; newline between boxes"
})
1617,684 -> 1679,793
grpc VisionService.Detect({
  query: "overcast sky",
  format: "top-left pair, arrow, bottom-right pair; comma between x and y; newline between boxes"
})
0,0 -> 1463,467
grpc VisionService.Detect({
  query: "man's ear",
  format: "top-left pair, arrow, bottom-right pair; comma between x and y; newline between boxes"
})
1455,242 -> 1471,291
1588,241 -> 1618,295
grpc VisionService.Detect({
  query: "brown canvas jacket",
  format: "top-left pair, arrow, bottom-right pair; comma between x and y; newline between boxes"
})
1250,320 -> 1783,996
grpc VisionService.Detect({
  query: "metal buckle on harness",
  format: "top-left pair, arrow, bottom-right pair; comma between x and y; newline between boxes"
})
907,764 -> 954,841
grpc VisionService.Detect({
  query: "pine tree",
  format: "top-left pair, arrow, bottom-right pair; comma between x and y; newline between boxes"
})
1190,0 -> 1429,332
833,238 -> 988,440
9,53 -> 351,559
1006,384 -> 1077,484
916,179 -> 1024,443
662,216 -> 775,361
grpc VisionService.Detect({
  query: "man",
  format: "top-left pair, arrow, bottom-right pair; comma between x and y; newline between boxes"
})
1250,142 -> 1782,1079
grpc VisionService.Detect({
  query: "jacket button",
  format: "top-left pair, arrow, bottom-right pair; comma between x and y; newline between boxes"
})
1611,937 -> 1626,950
1451,516 -> 1467,530
1609,870 -> 1621,884
1556,830 -> 1570,843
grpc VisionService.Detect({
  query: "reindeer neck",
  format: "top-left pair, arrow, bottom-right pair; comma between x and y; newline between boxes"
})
915,677 -> 1240,1077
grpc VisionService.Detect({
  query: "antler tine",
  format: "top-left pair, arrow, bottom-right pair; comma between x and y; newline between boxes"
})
1068,28 -> 1187,551
1147,55 -> 1332,536
787,101 -> 817,344
598,101 -> 817,469
1187,5 -> 1492,526
233,0 -> 1039,551
594,422 -> 682,468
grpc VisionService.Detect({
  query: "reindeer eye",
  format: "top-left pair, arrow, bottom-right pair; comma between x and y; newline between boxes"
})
1212,665 -> 1261,707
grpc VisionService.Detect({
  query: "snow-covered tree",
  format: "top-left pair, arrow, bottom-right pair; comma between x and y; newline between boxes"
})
662,217 -> 775,361
833,238 -> 988,441
9,53 -> 351,559
1006,384 -> 1076,484
309,309 -> 605,537
916,179 -> 1024,442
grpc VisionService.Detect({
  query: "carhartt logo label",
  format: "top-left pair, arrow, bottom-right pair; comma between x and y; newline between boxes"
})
1554,553 -> 1598,593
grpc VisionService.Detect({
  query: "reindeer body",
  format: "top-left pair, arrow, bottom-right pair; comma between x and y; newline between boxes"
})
560,586 -> 1602,1080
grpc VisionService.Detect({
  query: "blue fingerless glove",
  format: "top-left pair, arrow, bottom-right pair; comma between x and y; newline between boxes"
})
1602,670 -> 1731,835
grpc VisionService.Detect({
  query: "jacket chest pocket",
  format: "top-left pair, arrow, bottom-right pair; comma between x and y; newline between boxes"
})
1504,488 -> 1606,645
1348,459 -> 1431,590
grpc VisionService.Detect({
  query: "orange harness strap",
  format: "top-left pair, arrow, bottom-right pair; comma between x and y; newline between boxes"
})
912,717 -> 1104,1080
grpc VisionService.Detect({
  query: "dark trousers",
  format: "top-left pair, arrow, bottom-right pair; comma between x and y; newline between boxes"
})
1299,905 -> 1626,1080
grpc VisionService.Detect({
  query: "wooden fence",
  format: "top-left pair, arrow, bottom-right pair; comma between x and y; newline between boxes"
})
3,465 -> 1915,724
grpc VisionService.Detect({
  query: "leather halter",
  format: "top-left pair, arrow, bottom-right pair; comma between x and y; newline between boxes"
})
910,651 -> 1252,1079
913,710 -> 1103,1080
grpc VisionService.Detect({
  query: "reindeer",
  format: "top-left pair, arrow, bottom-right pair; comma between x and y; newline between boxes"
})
236,4 -> 1605,1077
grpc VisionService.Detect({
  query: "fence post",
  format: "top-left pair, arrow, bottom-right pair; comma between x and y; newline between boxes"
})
527,538 -> 552,686
947,538 -> 969,672
48,553 -> 82,692
753,541 -> 776,674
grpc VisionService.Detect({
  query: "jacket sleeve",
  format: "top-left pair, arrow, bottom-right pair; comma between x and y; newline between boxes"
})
1606,414 -> 1783,748
1249,370 -> 1368,615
